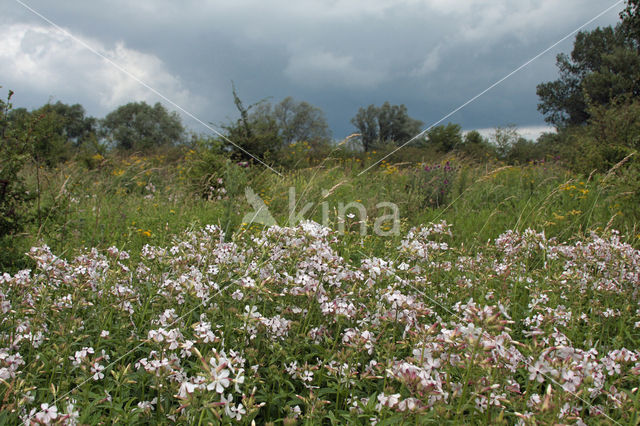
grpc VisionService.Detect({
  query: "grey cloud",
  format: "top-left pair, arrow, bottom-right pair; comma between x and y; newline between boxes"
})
0,0 -> 625,138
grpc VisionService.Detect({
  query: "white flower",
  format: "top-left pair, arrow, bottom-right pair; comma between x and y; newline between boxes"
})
207,368 -> 231,393
91,362 -> 105,380
221,393 -> 233,406
178,381 -> 197,398
137,399 -> 156,411
475,395 -> 488,413
227,403 -> 246,420
65,401 -> 80,425
244,305 -> 260,319
291,405 -> 302,418
234,368 -> 245,392
528,360 -> 546,383
35,403 -> 58,424
301,370 -> 314,382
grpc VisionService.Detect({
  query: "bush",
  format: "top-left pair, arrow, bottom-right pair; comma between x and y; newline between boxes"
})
183,137 -> 232,199
0,90 -> 34,238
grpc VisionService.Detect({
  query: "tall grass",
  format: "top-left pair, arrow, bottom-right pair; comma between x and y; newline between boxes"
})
3,151 -> 638,272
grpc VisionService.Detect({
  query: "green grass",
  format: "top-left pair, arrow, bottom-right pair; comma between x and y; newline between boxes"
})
4,152 -> 638,272
2,151 -> 639,424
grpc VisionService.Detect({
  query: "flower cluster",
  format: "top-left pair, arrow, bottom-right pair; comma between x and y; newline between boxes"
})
2,221 -> 640,423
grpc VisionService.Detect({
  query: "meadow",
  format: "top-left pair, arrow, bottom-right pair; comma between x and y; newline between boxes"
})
2,148 -> 640,424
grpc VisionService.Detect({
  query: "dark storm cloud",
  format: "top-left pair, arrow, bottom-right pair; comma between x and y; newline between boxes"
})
0,0 -> 625,140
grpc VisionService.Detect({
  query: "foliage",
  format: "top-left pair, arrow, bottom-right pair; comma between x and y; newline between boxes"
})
273,96 -> 331,145
0,89 -> 33,239
183,137 -> 232,199
457,130 -> 495,161
537,20 -> 640,128
620,0 -> 640,46
504,138 -> 546,165
223,86 -> 330,162
542,96 -> 640,174
424,123 -> 463,152
490,125 -> 523,160
36,101 -> 96,148
7,103 -> 85,166
586,95 -> 640,152
3,215 -> 640,424
101,101 -> 185,151
351,102 -> 423,151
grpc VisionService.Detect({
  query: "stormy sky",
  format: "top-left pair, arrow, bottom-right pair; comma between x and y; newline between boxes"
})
0,0 -> 626,141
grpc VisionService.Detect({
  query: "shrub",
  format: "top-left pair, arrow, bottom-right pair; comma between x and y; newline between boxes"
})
183,137 -> 233,199
0,90 -> 34,238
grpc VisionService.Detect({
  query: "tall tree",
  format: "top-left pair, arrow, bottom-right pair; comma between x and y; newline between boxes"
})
273,96 -> 331,145
351,105 -> 379,152
377,102 -> 423,144
38,102 -> 96,147
223,88 -> 331,161
620,0 -> 640,47
101,101 -> 185,151
351,103 -> 423,151
537,14 -> 640,128
223,96 -> 281,161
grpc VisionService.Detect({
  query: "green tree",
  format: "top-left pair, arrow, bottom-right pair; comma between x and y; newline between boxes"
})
537,7 -> 640,129
5,101 -> 96,165
620,0 -> 640,47
351,103 -> 423,151
426,123 -> 463,152
377,102 -> 423,144
350,105 -> 379,152
39,101 -> 96,148
491,125 -> 521,160
459,129 -> 494,160
463,130 -> 486,145
223,87 -> 330,161
536,26 -> 632,127
101,101 -> 185,151
222,85 -> 282,161
273,96 -> 331,145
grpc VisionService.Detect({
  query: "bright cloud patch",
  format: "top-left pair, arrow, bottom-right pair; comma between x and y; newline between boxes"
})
473,125 -> 556,141
0,23 -> 205,114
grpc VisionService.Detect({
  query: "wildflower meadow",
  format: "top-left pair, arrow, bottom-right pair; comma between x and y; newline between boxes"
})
3,1 -> 640,423
1,149 -> 640,425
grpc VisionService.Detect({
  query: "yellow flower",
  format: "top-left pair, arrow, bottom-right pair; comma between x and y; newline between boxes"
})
138,229 -> 152,237
91,154 -> 104,161
112,169 -> 125,176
